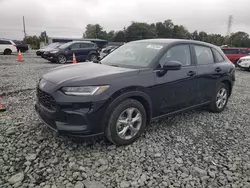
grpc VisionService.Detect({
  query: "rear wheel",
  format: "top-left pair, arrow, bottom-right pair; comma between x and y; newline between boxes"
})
209,83 -> 229,113
57,55 -> 67,64
105,99 -> 146,145
3,49 -> 12,55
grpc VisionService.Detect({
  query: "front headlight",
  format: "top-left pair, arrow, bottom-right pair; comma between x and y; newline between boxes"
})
50,50 -> 59,54
62,85 -> 110,96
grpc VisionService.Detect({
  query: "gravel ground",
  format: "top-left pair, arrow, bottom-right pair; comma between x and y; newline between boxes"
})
0,52 -> 250,188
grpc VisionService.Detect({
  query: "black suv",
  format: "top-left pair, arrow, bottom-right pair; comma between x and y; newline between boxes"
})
13,40 -> 29,52
44,41 -> 99,64
36,39 -> 235,145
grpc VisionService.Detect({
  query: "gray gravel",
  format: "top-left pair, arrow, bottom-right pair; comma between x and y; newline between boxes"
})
1,53 -> 250,188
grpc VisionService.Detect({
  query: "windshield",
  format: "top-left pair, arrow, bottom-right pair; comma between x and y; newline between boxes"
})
59,42 -> 74,49
43,43 -> 61,49
101,42 -> 164,68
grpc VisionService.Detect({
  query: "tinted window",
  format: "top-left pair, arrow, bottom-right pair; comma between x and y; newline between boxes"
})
0,40 -> 11,45
222,49 -> 239,54
71,43 -> 81,49
213,49 -> 225,62
80,43 -> 91,48
159,44 -> 191,67
194,45 -> 214,65
240,49 -> 250,54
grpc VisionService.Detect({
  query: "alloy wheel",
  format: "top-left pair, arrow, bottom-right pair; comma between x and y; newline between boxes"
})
216,88 -> 227,109
58,55 -> 66,64
116,107 -> 142,140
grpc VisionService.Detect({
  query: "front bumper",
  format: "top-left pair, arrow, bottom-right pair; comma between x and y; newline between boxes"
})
35,89 -> 108,138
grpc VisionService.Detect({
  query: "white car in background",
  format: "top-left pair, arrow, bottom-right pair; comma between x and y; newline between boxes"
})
0,39 -> 17,55
237,56 -> 250,71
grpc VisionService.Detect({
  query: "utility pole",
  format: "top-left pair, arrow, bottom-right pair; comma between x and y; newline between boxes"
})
226,15 -> 233,36
23,16 -> 27,38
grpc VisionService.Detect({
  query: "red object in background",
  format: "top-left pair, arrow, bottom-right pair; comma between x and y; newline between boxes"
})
0,97 -> 6,112
222,48 -> 250,64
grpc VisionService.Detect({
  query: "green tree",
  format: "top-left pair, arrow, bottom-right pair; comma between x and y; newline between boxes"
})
113,31 -> 125,42
230,32 -> 249,47
172,25 -> 190,39
84,24 -> 107,39
125,22 -> 156,42
24,35 -> 40,49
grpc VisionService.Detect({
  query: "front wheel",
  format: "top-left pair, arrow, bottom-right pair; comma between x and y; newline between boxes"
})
57,55 -> 67,64
89,54 -> 98,61
209,83 -> 229,113
105,99 -> 146,145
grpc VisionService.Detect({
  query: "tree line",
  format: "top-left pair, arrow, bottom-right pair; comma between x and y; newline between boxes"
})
84,20 -> 250,48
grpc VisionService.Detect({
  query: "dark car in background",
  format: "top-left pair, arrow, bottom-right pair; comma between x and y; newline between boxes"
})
44,41 -> 99,64
222,48 -> 250,64
36,39 -> 235,145
13,40 -> 29,52
36,42 -> 63,56
99,46 -> 119,59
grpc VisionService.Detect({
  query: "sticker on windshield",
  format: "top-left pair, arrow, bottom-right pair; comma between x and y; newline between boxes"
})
147,45 -> 163,50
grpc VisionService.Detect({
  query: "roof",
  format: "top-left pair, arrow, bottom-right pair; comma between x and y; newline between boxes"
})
131,38 -> 219,48
49,37 -> 107,42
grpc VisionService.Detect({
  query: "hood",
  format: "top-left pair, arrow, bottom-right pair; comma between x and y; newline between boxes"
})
43,62 -> 139,85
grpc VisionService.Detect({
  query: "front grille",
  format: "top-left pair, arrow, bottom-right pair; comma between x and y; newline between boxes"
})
37,88 -> 56,110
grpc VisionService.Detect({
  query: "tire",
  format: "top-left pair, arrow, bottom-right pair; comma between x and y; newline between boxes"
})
89,54 -> 98,61
3,49 -> 12,55
105,99 -> 147,145
209,83 -> 229,113
57,54 -> 67,64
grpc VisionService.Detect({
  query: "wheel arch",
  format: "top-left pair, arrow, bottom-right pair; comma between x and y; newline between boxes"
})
102,87 -> 153,129
4,48 -> 12,54
220,79 -> 232,97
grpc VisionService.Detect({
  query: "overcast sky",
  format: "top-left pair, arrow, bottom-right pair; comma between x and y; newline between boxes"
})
0,0 -> 249,40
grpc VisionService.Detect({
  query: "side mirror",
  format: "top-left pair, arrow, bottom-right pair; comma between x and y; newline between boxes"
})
163,61 -> 182,71
157,61 -> 182,77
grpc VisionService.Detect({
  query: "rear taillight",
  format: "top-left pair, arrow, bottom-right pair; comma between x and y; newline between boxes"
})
12,44 -> 16,47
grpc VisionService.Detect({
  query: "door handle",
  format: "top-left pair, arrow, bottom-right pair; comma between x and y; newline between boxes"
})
215,67 -> 222,72
187,71 -> 196,76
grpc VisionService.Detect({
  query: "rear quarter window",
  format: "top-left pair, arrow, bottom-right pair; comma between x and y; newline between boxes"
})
213,49 -> 225,62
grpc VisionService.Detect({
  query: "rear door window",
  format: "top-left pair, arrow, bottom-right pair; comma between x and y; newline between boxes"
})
194,45 -> 214,65
80,43 -> 90,48
71,43 -> 81,50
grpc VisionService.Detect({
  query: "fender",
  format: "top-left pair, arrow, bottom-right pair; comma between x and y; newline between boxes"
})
102,88 -> 153,130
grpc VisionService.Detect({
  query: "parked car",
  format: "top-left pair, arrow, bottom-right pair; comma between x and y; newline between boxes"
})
237,56 -> 250,71
99,46 -> 119,59
36,39 -> 235,145
36,42 -> 62,56
222,48 -> 250,64
13,40 -> 29,52
0,39 -> 17,55
43,41 -> 99,64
